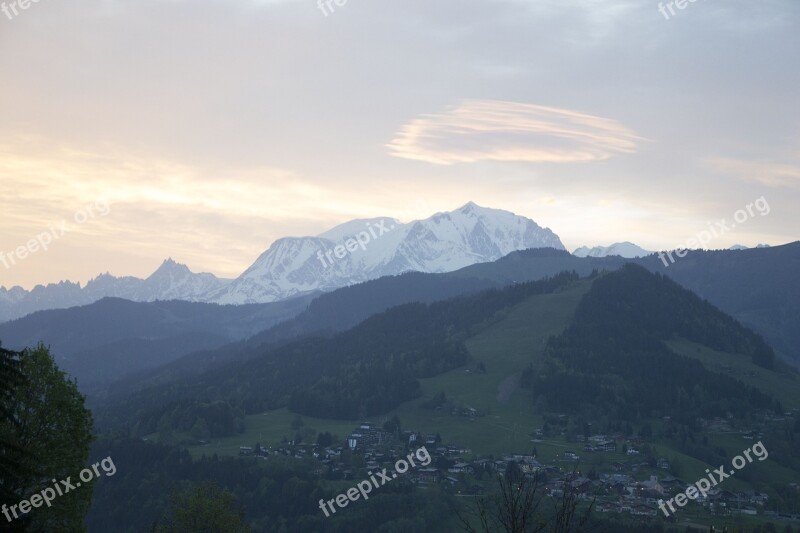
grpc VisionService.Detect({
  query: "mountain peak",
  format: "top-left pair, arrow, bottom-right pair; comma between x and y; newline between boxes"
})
211,203 -> 565,304
573,242 -> 652,259
153,258 -> 190,276
456,201 -> 496,215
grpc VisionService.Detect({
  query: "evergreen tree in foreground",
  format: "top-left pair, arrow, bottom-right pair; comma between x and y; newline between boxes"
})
0,344 -> 94,532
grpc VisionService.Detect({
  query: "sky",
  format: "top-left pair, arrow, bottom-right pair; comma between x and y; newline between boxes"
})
0,0 -> 798,289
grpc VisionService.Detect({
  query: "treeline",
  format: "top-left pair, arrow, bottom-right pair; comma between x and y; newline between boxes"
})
87,436 -> 455,533
141,400 -> 246,441
100,271 -> 580,437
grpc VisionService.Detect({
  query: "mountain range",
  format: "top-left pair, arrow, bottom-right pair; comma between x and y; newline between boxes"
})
0,203 -> 564,321
572,241 -> 652,258
0,295 -> 313,391
4,242 -> 795,399
0,259 -> 232,323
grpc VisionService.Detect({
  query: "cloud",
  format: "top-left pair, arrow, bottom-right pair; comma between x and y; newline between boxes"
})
387,99 -> 643,165
705,157 -> 800,189
0,135 -> 358,284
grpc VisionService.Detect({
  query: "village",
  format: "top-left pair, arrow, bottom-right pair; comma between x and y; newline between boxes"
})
233,416 -> 800,526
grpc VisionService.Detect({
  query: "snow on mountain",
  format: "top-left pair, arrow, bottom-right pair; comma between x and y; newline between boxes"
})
130,258 -> 231,302
210,202 -> 565,304
730,244 -> 771,251
82,273 -> 143,300
572,242 -> 652,258
1,202 -> 564,318
0,286 -> 26,305
82,259 -> 230,304
0,260 -> 230,323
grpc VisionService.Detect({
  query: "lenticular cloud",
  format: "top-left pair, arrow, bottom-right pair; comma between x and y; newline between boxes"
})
387,99 -> 642,165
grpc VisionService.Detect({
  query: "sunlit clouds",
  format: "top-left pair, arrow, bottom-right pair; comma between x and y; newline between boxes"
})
0,135 -> 367,284
0,136 -> 466,287
387,100 -> 643,165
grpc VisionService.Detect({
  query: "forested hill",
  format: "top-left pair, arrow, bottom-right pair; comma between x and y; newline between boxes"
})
95,242 -> 800,402
0,296 -> 313,392
633,241 -> 800,365
527,264 -> 783,426
97,272 -> 580,438
105,272 -> 500,397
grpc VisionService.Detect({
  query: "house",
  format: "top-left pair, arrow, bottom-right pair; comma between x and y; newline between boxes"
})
641,476 -> 664,495
632,504 -> 657,517
347,434 -> 362,449
611,461 -> 627,472
570,477 -> 592,494
520,461 -> 543,474
449,462 -> 474,475
473,458 -> 492,471
564,451 -> 580,461
597,440 -> 616,452
416,468 -> 441,484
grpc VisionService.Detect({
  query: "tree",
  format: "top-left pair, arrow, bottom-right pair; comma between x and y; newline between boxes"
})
0,344 -> 94,532
456,463 -> 594,533
190,418 -> 211,441
316,431 -> 334,448
383,415 -> 402,437
154,482 -> 251,533
0,345 -> 29,532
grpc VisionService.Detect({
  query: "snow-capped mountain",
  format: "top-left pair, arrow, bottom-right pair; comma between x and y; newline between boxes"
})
572,242 -> 652,258
0,202 -> 563,320
129,259 -> 231,302
82,258 -> 230,303
730,244 -> 771,250
0,260 -> 230,323
209,202 -> 565,304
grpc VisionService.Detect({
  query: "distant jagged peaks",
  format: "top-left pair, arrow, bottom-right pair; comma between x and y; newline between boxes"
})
0,259 -> 232,323
150,257 -> 192,278
0,202 -> 566,317
572,242 -> 652,259
730,244 -> 772,250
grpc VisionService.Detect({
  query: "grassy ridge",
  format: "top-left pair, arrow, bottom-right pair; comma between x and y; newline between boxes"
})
389,279 -> 592,456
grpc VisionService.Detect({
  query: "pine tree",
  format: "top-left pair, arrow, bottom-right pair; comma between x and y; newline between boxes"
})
1,344 -> 94,532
